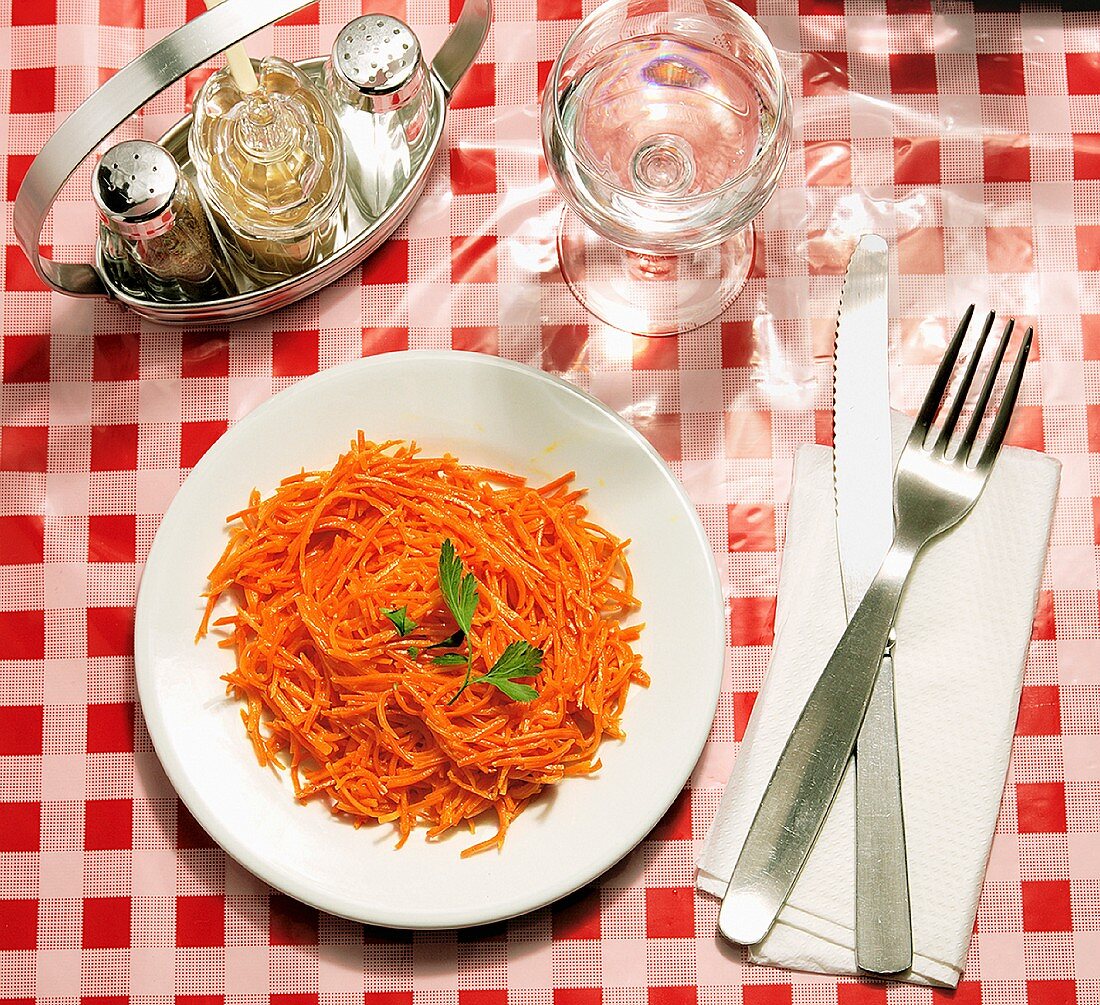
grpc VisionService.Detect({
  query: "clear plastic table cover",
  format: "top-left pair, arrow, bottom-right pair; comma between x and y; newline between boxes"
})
0,0 -> 1097,997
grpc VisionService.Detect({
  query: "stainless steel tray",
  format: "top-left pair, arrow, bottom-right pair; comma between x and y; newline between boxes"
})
12,0 -> 490,325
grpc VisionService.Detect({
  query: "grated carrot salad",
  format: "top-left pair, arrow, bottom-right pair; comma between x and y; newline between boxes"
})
198,436 -> 646,855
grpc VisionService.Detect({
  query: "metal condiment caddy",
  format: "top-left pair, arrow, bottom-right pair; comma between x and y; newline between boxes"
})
13,0 -> 491,325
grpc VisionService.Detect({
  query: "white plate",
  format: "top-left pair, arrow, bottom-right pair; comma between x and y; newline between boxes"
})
135,352 -> 723,929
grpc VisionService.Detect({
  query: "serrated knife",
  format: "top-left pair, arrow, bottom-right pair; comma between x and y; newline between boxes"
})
718,235 -> 911,963
833,235 -> 912,974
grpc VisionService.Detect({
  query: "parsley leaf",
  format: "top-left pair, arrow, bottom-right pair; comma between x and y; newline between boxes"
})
450,640 -> 543,704
384,606 -> 417,637
431,653 -> 468,666
438,539 -> 478,636
407,646 -> 419,659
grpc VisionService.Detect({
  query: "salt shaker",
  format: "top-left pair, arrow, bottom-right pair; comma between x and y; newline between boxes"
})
189,56 -> 347,283
324,15 -> 439,221
93,140 -> 233,303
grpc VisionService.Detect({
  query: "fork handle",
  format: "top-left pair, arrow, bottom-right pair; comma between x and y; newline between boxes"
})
718,540 -> 918,947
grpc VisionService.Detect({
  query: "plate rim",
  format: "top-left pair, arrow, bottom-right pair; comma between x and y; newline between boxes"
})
134,350 -> 724,929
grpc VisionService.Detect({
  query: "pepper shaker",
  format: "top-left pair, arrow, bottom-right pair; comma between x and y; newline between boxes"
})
93,140 -> 234,303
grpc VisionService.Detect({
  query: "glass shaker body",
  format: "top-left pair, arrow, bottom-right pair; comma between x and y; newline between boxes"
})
189,56 -> 348,283
324,15 -> 440,222
94,140 -> 233,303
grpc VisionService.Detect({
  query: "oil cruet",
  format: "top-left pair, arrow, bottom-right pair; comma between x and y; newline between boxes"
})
324,14 -> 439,222
188,54 -> 348,283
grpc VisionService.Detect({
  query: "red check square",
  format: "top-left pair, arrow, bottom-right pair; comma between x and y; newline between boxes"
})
984,136 -> 1031,183
362,240 -> 409,285
0,900 -> 37,949
733,691 -> 757,741
636,412 -> 681,462
87,703 -> 135,753
727,504 -> 776,551
802,52 -> 849,96
90,424 -> 138,471
452,327 -> 499,355
645,887 -> 695,938
272,330 -> 319,377
1073,134 -> 1100,180
451,236 -> 498,283
894,137 -> 942,185
176,896 -> 226,947
6,155 -> 34,199
538,0 -> 582,18
0,515 -> 43,565
88,515 -> 136,564
805,140 -> 851,186
177,804 -> 216,850
889,53 -> 937,94
0,611 -> 44,661
4,245 -> 48,291
1031,591 -> 1055,641
1027,983 -> 1077,1005
12,0 -> 56,23
181,335 -> 230,378
649,989 -> 696,1005
93,334 -> 140,381
1066,53 -> 1100,95
555,993 -> 601,1005
10,67 -> 55,114
542,324 -> 589,372
743,989 -> 792,1005
633,334 -> 679,370
0,705 -> 43,754
838,988 -> 887,1005
1084,316 -> 1100,360
653,789 -> 692,841
3,336 -> 49,383
270,895 -> 318,945
87,607 -> 135,659
181,421 -> 227,469
1,426 -> 48,471
82,898 -> 130,949
450,147 -> 497,195
977,53 -> 1026,95
99,0 -> 144,26
1021,881 -> 1073,932
1077,226 -> 1100,271
729,596 -> 776,646
0,803 -> 40,852
721,321 -> 754,368
1006,405 -> 1044,451
450,63 -> 494,109
552,890 -> 601,939
363,328 -> 409,356
1017,781 -> 1067,833
84,799 -> 133,851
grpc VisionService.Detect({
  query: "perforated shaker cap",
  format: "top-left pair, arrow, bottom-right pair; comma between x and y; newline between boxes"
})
332,14 -> 425,107
93,140 -> 180,240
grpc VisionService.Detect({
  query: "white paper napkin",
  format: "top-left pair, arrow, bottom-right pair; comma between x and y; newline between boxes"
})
697,413 -> 1060,987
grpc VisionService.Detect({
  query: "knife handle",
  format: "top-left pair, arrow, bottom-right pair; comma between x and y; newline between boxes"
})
855,639 -> 913,974
717,542 -> 915,946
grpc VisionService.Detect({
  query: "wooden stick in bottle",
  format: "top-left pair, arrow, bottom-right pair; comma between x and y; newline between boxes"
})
203,0 -> 260,93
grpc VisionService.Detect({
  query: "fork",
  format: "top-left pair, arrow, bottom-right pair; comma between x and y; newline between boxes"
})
718,306 -> 1033,947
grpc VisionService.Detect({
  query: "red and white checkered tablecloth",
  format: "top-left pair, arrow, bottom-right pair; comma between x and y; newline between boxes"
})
2,0 -> 1099,998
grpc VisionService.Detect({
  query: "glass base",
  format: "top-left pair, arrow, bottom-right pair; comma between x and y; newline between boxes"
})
557,207 -> 754,336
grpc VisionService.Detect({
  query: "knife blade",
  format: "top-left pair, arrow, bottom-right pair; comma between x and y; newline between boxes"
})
716,235 -> 911,953
833,234 -> 913,974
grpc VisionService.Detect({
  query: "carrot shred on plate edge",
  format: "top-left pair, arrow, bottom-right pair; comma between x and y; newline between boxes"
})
197,435 -> 648,857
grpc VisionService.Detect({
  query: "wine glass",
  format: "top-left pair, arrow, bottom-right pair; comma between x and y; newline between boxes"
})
541,0 -> 791,335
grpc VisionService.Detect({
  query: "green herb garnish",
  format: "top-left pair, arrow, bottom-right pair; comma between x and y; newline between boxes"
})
449,640 -> 542,703
439,539 -> 479,699
431,653 -> 468,666
383,606 -> 417,637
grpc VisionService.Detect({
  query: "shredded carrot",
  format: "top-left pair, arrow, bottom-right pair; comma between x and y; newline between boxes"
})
198,436 -> 647,855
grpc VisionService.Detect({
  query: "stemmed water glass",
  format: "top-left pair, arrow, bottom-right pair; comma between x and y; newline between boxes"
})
541,0 -> 791,335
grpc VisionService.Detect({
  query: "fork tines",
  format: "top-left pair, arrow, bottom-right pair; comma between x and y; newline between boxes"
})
910,305 -> 1033,470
